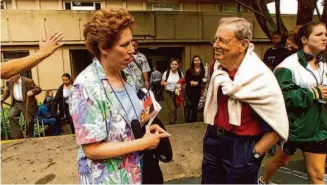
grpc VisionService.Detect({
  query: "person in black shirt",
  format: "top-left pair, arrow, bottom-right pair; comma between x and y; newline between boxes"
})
184,55 -> 205,123
263,32 -> 292,70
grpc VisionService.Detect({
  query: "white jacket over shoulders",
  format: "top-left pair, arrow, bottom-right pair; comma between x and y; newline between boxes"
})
204,43 -> 289,140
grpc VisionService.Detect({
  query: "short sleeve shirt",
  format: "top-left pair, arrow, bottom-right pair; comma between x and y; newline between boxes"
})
128,52 -> 151,88
69,59 -> 142,185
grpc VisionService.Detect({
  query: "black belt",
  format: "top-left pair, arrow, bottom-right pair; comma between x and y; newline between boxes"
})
14,100 -> 23,103
164,89 -> 175,94
211,125 -> 262,140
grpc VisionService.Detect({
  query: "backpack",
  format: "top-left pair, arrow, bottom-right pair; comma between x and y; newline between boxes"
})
165,69 -> 182,81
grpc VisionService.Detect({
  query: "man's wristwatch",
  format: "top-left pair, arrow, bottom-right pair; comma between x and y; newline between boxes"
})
252,150 -> 261,159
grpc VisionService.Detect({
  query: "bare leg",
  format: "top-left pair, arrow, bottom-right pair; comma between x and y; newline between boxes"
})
303,152 -> 326,184
261,145 -> 292,183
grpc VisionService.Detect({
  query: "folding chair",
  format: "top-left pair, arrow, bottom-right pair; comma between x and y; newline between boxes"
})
34,117 -> 46,137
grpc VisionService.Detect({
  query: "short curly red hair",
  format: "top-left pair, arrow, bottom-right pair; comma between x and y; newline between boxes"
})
83,8 -> 135,58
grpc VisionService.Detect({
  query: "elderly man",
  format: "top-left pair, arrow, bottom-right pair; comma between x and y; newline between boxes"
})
1,74 -> 41,138
202,17 -> 289,183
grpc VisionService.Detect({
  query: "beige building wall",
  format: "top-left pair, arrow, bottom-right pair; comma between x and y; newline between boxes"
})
183,2 -> 198,12
40,0 -> 61,10
16,0 -> 37,10
126,0 -> 144,11
104,0 -> 123,9
200,3 -> 215,12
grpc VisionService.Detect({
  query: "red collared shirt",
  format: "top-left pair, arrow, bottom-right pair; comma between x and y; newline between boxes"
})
214,69 -> 263,136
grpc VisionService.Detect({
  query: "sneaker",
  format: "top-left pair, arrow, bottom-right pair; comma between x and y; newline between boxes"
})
258,176 -> 277,185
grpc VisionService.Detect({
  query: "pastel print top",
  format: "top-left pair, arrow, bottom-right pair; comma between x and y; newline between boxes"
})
69,59 -> 142,185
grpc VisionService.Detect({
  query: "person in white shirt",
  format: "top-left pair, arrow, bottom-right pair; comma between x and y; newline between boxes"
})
1,74 -> 42,138
161,58 -> 183,124
54,73 -> 74,134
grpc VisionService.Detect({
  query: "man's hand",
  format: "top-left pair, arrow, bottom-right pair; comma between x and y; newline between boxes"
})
27,90 -> 34,97
318,86 -> 327,99
38,31 -> 64,58
253,131 -> 280,156
145,81 -> 150,89
161,81 -> 168,86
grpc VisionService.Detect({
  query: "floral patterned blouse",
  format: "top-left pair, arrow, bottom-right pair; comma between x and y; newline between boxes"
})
69,59 -> 142,184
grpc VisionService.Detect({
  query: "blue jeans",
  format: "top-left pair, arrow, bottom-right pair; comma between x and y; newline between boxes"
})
201,125 -> 264,184
39,117 -> 59,135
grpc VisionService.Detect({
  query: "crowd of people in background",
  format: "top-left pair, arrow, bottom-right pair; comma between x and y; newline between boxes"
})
1,6 -> 327,185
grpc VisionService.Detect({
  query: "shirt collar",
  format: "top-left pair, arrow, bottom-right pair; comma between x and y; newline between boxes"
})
297,49 -> 326,68
14,76 -> 22,85
92,58 -> 134,84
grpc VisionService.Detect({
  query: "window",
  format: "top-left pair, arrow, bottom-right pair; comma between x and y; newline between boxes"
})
1,51 -> 32,78
147,3 -> 178,11
63,1 -> 102,10
1,0 -> 7,9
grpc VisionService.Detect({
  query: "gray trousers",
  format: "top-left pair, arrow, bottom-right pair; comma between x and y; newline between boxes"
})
163,90 -> 177,124
9,101 -> 35,139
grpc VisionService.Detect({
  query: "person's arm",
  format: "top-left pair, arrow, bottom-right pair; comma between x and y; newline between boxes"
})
141,56 -> 151,88
82,124 -> 171,160
253,131 -> 280,156
143,72 -> 149,88
1,86 -> 10,102
161,71 -> 167,86
28,79 -> 42,96
150,73 -> 153,84
1,32 -> 64,79
274,68 -> 320,108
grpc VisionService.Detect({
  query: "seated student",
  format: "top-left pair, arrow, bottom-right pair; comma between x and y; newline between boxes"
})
37,98 -> 60,136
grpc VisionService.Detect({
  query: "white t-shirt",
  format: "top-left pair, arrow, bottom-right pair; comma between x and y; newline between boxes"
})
162,70 -> 183,91
13,77 -> 23,101
63,87 -> 71,104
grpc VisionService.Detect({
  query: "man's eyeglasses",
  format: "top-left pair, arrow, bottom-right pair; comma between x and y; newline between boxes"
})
210,37 -> 234,46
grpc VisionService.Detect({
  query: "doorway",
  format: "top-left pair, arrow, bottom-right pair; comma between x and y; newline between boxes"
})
70,49 -> 93,79
139,47 -> 184,73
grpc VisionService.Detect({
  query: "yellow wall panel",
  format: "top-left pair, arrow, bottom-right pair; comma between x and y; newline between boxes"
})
126,0 -> 143,11
16,0 -> 37,10
5,11 -> 43,41
155,14 -> 175,39
183,3 -> 198,12
201,3 -> 215,12
105,0 -> 123,9
1,18 -> 10,42
40,0 -> 60,10
37,49 -> 64,90
132,12 -> 155,36
175,14 -> 201,39
44,11 -> 82,41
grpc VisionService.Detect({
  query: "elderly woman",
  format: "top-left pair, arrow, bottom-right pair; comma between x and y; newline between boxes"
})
260,22 -> 327,185
69,8 -> 170,184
